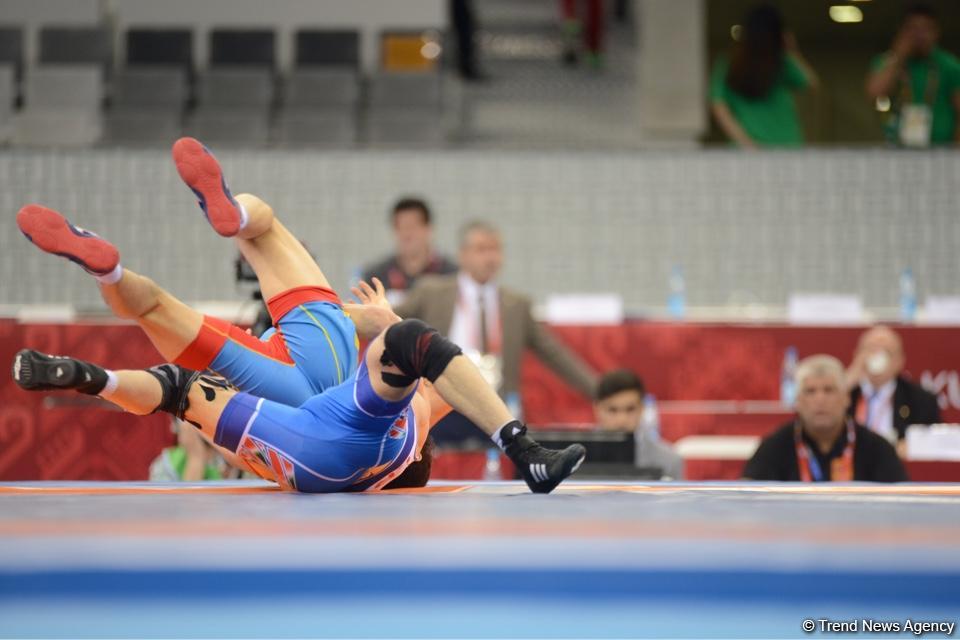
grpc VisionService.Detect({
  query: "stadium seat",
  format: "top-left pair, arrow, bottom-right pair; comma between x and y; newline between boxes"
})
380,31 -> 442,72
24,66 -> 101,109
295,30 -> 360,69
0,26 -> 24,81
38,26 -> 112,68
189,64 -> 273,145
13,65 -> 102,146
365,71 -> 445,145
276,68 -> 359,145
285,68 -> 359,108
277,31 -> 361,147
0,64 -> 13,142
125,29 -> 193,72
104,67 -> 187,145
112,67 -> 187,108
192,28 -> 275,146
196,68 -> 272,108
209,29 -> 275,68
367,71 -> 442,108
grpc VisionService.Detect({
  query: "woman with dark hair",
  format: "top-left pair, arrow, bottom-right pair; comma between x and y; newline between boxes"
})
710,3 -> 818,148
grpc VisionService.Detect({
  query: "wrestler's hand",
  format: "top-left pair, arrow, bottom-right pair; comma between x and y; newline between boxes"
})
343,303 -> 401,341
350,277 -> 394,314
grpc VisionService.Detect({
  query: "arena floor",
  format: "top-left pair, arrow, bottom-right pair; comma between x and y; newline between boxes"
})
1,481 -> 959,639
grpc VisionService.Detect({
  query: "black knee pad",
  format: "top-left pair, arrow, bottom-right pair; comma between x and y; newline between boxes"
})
380,319 -> 462,386
146,364 -> 201,419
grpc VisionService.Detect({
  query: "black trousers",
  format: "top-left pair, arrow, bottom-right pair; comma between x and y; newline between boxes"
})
450,0 -> 478,77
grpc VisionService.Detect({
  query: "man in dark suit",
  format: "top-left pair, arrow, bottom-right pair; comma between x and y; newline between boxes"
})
846,326 -> 941,454
395,220 -> 597,403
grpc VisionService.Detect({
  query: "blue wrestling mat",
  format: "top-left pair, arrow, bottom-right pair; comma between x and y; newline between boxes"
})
1,481 -> 958,639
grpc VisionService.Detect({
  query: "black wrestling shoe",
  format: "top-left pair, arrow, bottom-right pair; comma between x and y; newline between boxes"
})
500,422 -> 586,494
12,349 -> 108,395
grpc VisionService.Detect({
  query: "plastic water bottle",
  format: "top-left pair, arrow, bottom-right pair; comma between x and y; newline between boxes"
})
780,346 -> 798,406
668,265 -> 686,320
640,393 -> 660,440
483,448 -> 501,481
899,267 -> 917,323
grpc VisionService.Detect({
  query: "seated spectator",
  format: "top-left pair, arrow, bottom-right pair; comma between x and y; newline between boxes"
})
594,369 -> 683,480
710,3 -> 818,148
865,2 -> 960,147
149,419 -> 225,481
743,355 -> 907,482
846,325 -> 941,454
361,197 -> 457,306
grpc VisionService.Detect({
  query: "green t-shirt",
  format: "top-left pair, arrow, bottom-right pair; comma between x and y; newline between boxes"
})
710,54 -> 810,147
150,446 -> 221,481
871,47 -> 960,145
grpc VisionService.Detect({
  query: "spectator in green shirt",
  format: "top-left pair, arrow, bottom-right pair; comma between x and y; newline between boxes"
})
865,2 -> 960,147
710,3 -> 818,149
149,418 -> 224,482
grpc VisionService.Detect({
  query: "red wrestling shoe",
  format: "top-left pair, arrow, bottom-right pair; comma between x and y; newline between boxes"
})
172,137 -> 243,237
17,204 -> 119,276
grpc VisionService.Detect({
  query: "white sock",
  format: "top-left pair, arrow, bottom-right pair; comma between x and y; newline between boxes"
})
99,370 -> 118,396
237,202 -> 249,232
94,264 -> 123,285
492,421 -> 521,450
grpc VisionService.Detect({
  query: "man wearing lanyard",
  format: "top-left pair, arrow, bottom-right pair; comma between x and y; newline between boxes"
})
845,326 -> 941,457
743,355 -> 907,482
865,2 -> 960,147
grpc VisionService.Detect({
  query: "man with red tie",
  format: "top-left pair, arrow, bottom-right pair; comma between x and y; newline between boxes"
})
395,220 -> 597,403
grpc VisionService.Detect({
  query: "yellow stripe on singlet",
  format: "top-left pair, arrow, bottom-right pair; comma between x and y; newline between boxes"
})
299,304 -> 344,384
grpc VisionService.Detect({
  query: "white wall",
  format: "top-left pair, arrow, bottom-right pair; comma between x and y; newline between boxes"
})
2,149 -> 957,317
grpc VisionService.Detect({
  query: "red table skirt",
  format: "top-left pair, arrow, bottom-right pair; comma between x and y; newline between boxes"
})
520,322 -> 960,430
3,320 -> 959,481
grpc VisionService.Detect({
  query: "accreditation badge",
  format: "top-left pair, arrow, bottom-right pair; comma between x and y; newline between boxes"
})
899,104 -> 933,148
831,457 -> 853,483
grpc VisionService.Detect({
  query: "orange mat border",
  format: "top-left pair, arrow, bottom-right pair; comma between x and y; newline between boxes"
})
0,485 -> 470,496
1,483 -> 960,496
